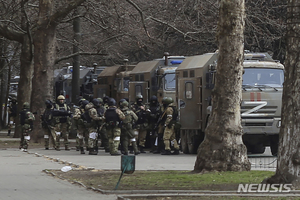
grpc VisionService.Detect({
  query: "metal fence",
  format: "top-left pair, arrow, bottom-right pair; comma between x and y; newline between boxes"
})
248,155 -> 277,170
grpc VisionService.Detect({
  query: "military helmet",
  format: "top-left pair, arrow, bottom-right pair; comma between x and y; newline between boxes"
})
121,100 -> 129,107
97,98 -> 103,104
150,95 -> 157,102
108,98 -> 116,106
103,96 -> 109,103
92,98 -> 100,107
162,97 -> 173,105
23,102 -> 30,109
81,100 -> 89,108
136,94 -> 143,101
57,95 -> 65,100
78,98 -> 86,106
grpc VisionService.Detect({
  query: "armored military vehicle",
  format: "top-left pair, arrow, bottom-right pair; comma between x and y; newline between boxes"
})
176,52 -> 284,155
93,64 -> 135,103
128,53 -> 185,104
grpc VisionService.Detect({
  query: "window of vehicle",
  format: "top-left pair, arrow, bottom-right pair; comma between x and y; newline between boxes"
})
123,77 -> 129,91
164,73 -> 176,91
185,82 -> 193,99
242,68 -> 284,87
135,85 -> 142,96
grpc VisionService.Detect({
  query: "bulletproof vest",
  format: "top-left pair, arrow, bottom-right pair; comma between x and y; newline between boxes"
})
81,109 -> 92,123
149,104 -> 160,123
55,103 -> 68,123
10,104 -> 17,117
20,109 -> 29,125
96,106 -> 105,117
105,108 -> 120,123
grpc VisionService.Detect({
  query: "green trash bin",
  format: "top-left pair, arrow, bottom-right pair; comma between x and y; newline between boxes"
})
121,155 -> 135,174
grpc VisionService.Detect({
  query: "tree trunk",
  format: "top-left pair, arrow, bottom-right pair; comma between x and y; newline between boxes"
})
194,0 -> 250,172
266,0 -> 300,187
14,36 -> 34,138
31,1 -> 56,143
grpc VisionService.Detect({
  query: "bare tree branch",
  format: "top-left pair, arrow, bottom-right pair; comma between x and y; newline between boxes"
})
55,52 -> 108,64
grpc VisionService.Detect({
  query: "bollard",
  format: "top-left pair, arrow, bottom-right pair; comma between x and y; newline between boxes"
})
115,155 -> 136,190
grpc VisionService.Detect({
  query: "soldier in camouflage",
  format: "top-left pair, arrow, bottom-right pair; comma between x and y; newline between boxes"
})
73,99 -> 89,154
120,100 -> 140,155
148,95 -> 162,153
159,97 -> 180,155
41,99 -> 57,150
84,98 -> 104,155
96,98 -> 110,153
54,95 -> 72,151
104,98 -> 125,156
132,95 -> 149,153
19,102 -> 35,152
7,98 -> 17,136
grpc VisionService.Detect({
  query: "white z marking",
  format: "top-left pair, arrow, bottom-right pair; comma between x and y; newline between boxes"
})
241,101 -> 267,117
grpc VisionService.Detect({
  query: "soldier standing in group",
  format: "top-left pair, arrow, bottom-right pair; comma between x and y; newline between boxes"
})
41,100 -> 57,150
103,96 -> 110,110
120,100 -> 140,155
73,99 -> 89,154
159,97 -> 180,155
104,98 -> 125,156
19,102 -> 35,152
7,99 -> 17,136
54,95 -> 72,151
148,95 -> 161,153
84,98 -> 104,155
96,98 -> 110,153
132,95 -> 149,153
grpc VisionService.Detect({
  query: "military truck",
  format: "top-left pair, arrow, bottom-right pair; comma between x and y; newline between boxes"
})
128,53 -> 185,104
93,64 -> 135,103
54,65 -> 106,104
176,52 -> 284,155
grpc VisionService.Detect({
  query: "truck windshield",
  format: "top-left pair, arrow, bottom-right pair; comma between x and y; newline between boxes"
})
164,73 -> 176,90
243,68 -> 284,87
123,77 -> 129,91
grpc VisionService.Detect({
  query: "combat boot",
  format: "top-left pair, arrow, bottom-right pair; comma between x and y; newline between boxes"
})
139,146 -> 146,153
161,150 -> 171,155
111,152 -> 121,156
172,149 -> 180,155
80,147 -> 85,154
89,148 -> 98,155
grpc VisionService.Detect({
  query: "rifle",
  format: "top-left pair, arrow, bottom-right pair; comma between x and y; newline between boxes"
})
153,109 -> 167,131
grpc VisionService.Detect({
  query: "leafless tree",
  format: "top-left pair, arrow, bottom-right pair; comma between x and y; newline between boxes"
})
193,0 -> 251,172
265,0 -> 300,187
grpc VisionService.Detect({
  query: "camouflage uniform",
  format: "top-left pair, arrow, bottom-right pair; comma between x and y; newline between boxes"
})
19,102 -> 35,152
73,100 -> 89,154
7,99 -> 17,136
54,95 -> 72,151
148,96 -> 161,153
132,95 -> 149,153
95,100 -> 109,153
121,101 -> 139,155
159,97 -> 179,155
41,100 -> 57,150
104,98 -> 125,155
84,101 -> 104,155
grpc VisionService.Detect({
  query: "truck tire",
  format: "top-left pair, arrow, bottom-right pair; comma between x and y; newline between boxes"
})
180,131 -> 189,154
270,135 -> 279,156
187,131 -> 197,154
249,143 -> 266,154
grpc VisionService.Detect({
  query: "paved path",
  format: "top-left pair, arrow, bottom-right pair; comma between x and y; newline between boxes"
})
0,148 -> 117,200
